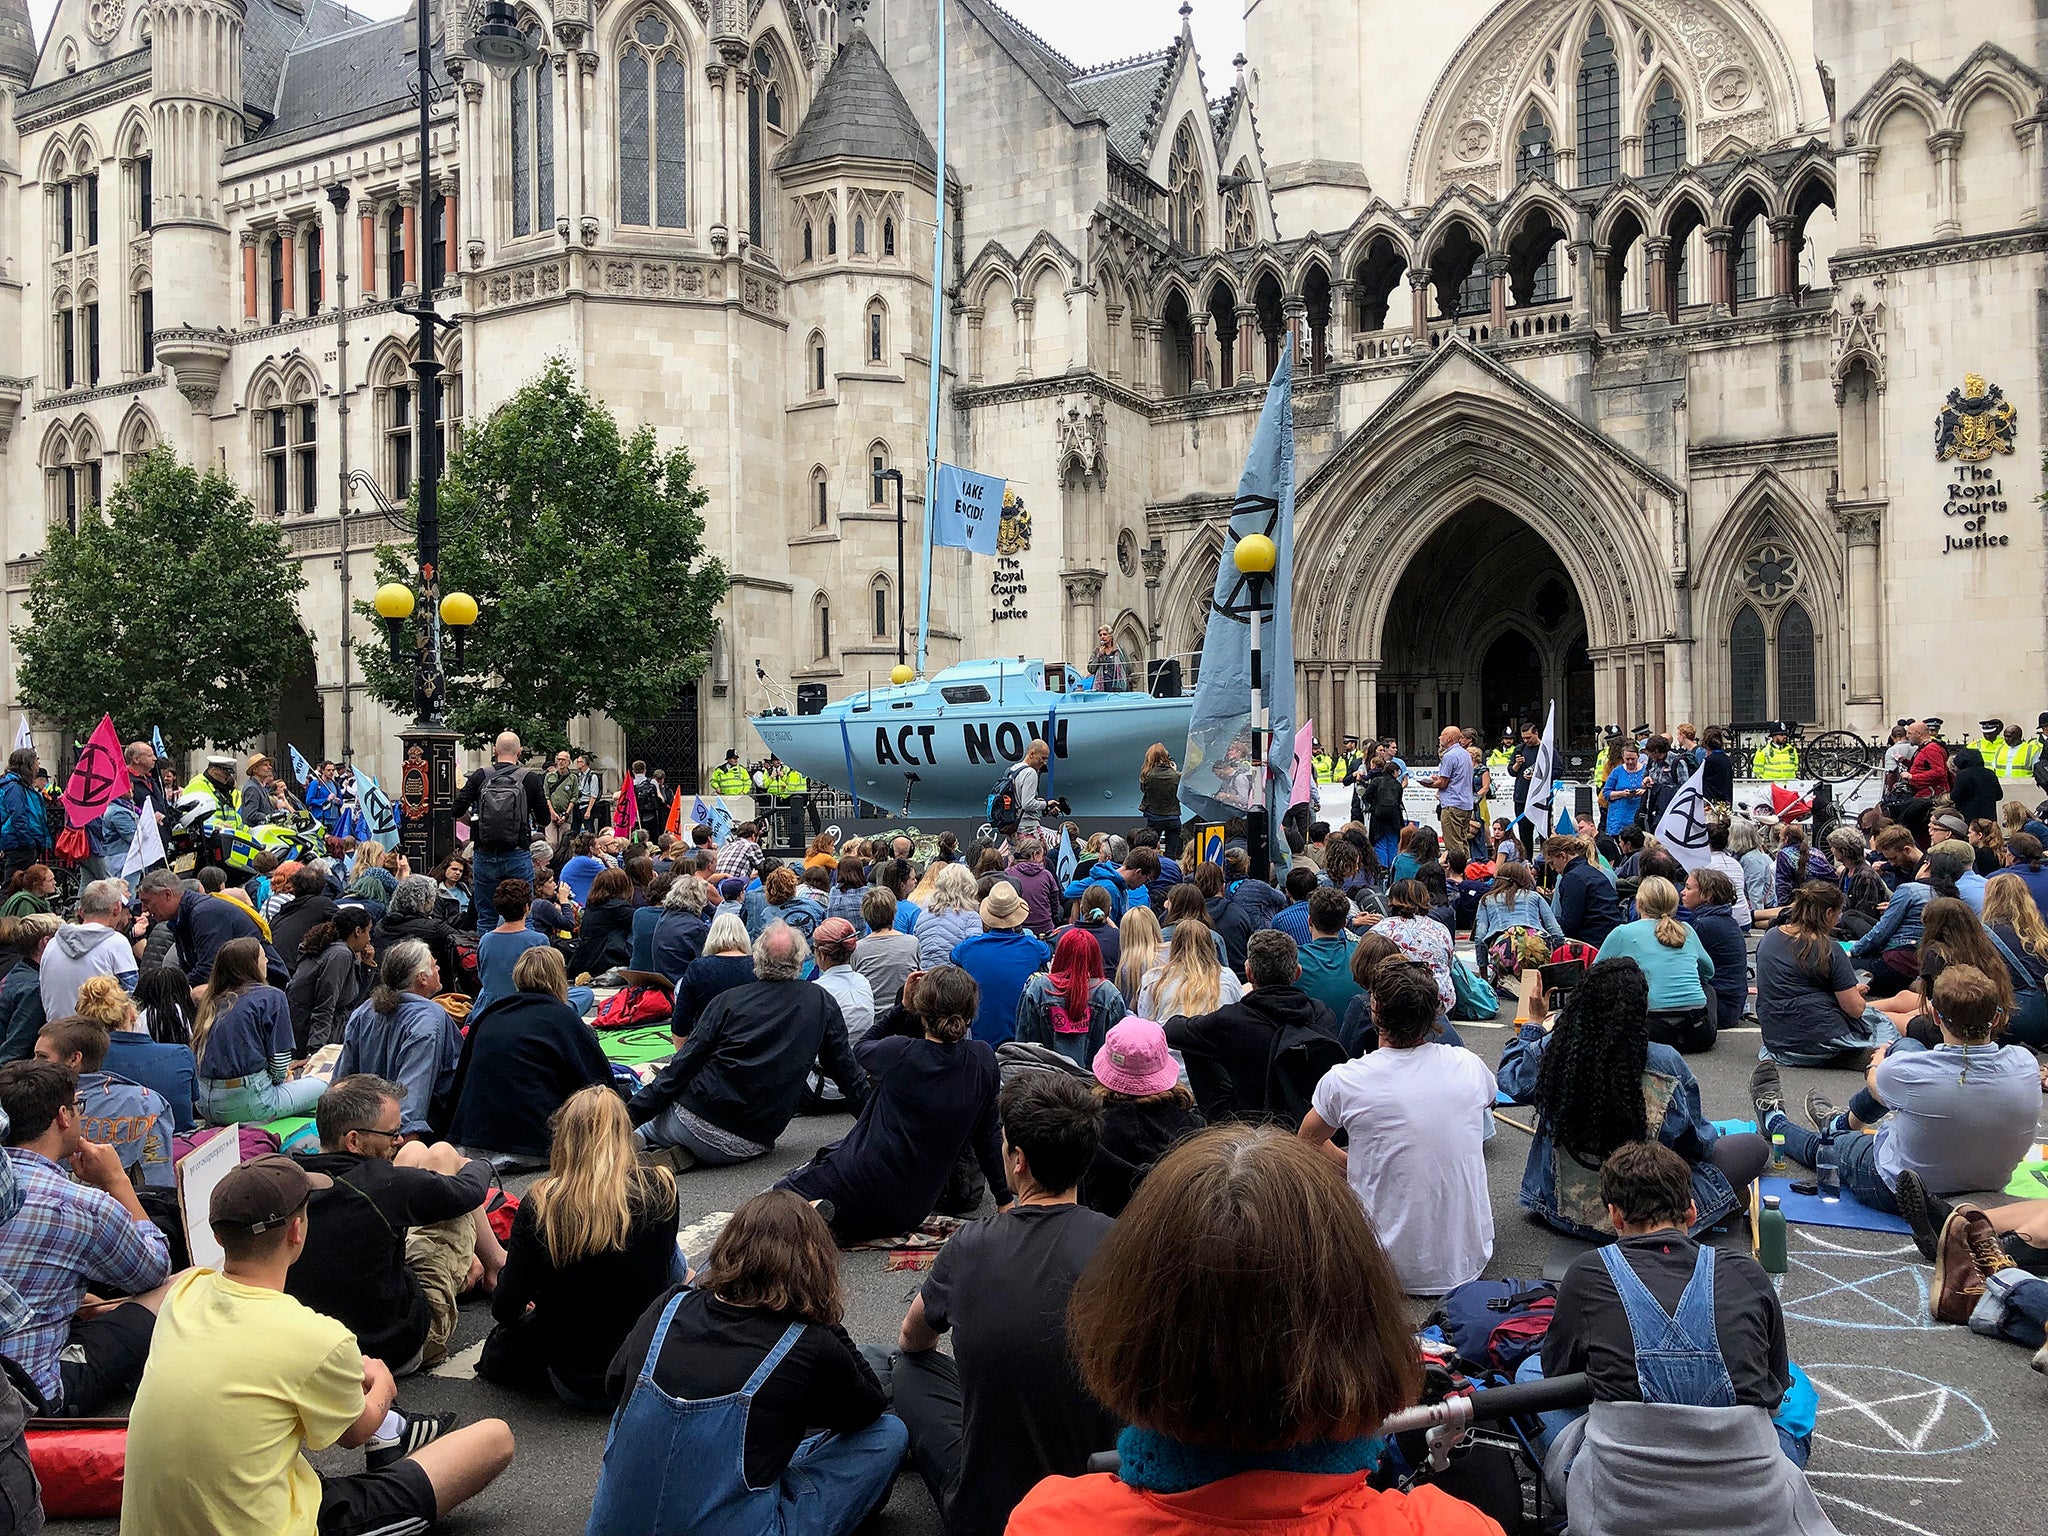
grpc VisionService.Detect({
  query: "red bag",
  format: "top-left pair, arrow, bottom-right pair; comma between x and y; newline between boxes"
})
53,825 -> 89,867
484,1188 -> 521,1245
26,1420 -> 126,1517
593,982 -> 672,1030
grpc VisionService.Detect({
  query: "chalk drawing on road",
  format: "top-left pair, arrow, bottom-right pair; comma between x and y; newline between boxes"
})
1781,1230 -> 1934,1331
1805,1364 -> 1996,1457
1810,1490 -> 1948,1536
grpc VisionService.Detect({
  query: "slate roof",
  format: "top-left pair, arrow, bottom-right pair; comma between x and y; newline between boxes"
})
245,0 -> 370,120
781,26 -> 937,175
0,0 -> 33,85
259,8 -> 448,142
1068,50 -> 1175,166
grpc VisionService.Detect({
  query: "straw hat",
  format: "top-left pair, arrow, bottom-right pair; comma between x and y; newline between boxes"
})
979,882 -> 1028,929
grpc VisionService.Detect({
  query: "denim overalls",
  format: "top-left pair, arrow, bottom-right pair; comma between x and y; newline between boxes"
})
1596,1243 -> 1738,1406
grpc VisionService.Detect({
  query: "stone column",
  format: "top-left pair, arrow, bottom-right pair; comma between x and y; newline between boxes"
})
1104,302 -> 1124,382
1486,256 -> 1508,331
278,224 -> 296,318
1928,130 -> 1961,238
1705,226 -> 1731,316
705,59 -> 730,242
1191,313 -> 1213,391
1838,507 -> 1883,703
442,176 -> 460,287
240,230 -> 258,323
1589,245 -> 1611,330
1855,149 -> 1879,247
1330,278 -> 1356,361
1013,296 -> 1034,379
400,192 -> 419,295
1567,239 -> 1595,326
1768,214 -> 1797,308
460,76 -> 485,264
1061,570 -> 1104,669
1355,666 -> 1379,742
1643,236 -> 1670,324
1621,134 -> 1643,180
1234,304 -> 1257,385
1407,266 -> 1430,341
964,306 -> 985,384
360,206 -> 378,300
1283,296 -> 1308,373
560,51 -> 583,238
2017,123 -> 2042,224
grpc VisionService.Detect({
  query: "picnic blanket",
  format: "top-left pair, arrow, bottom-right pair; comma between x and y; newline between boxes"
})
846,1214 -> 966,1271
601,1025 -> 679,1067
265,1116 -> 318,1153
1757,1176 -> 1912,1235
2005,1157 -> 2048,1199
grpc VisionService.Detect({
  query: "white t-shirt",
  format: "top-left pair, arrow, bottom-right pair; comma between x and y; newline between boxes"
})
1311,1042 -> 1497,1296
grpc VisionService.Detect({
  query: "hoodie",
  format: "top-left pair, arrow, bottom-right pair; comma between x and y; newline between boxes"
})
1079,1095 -> 1205,1218
39,922 -> 138,1019
1164,985 -> 1340,1125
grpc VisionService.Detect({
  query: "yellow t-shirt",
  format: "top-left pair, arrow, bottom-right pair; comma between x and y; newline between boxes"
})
121,1269 -> 366,1536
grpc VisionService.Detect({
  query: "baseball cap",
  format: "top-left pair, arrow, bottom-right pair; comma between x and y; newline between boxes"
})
718,877 -> 745,901
812,917 -> 858,952
210,1154 -> 332,1235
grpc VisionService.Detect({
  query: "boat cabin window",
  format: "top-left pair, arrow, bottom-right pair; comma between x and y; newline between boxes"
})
940,684 -> 991,704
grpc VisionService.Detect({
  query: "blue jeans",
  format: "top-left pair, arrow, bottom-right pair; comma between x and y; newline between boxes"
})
569,985 -> 596,1018
199,1074 -> 327,1125
635,1103 -> 768,1166
1765,1112 -> 1896,1212
1760,1006 -> 1899,1067
774,1417 -> 907,1536
471,846 -> 534,936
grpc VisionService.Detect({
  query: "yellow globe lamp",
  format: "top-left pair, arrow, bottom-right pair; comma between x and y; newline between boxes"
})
373,582 -> 417,621
440,592 -> 480,628
1233,533 -> 1278,575
890,664 -> 915,686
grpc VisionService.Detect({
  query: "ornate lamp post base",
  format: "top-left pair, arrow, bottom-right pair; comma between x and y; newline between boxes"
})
399,725 -> 461,870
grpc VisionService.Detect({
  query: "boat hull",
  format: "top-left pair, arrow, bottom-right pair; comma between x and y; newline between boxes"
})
751,690 -> 1194,819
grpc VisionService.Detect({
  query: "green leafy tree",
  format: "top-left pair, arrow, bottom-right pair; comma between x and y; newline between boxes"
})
355,357 -> 728,754
12,447 -> 311,754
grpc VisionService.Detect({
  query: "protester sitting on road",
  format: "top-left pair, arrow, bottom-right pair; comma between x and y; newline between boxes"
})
193,936 -> 328,1124
649,875 -> 712,982
885,1073 -> 1117,1536
1872,896 -> 2014,1048
268,865 -> 340,976
138,865 -> 285,987
569,869 -> 638,979
1051,883 -> 1123,975
287,909 -> 377,1056
1981,871 -> 2048,1048
1851,843 -> 1933,997
781,964 -> 1009,1244
950,884 -> 1050,1045
1756,883 -> 1896,1066
809,918 -> 876,1049
1016,927 -> 1128,1067
1596,876 -> 1716,1053
1332,931 -> 1413,1056
122,1152 -> 515,1536
630,923 -> 866,1169
1076,1016 -> 1202,1219
851,888 -> 919,1011
447,946 -> 622,1163
591,1190 -> 904,1536
1374,879 -> 1457,1016
39,878 -> 138,1020
1300,958 -> 1496,1297
1679,867 -> 1749,1031
1499,957 -> 1767,1241
288,1074 -> 503,1374
1010,1126 -> 1503,1536
472,878 -> 554,1018
1136,917 -> 1241,1021
1166,929 -> 1341,1128
335,940 -> 462,1137
88,973 -> 197,1134
34,1013 -> 173,1189
1112,904 -> 1163,1009
480,1086 -> 681,1410
1551,834 -> 1624,947
0,913 -> 59,1064
669,911 -> 756,1040
0,1059 -> 171,1415
131,963 -> 195,1045
1473,861 -> 1564,954
0,867 -> 55,920
1755,963 -> 2042,1212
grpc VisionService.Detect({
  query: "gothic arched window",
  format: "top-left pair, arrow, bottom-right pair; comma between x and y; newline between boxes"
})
1576,17 -> 1619,187
1168,121 -> 1205,253
1644,79 -> 1685,176
1777,602 -> 1816,722
619,11 -> 688,228
1517,106 -> 1554,183
1222,159 -> 1256,248
1729,605 -> 1766,721
510,25 -> 554,237
748,43 -> 787,246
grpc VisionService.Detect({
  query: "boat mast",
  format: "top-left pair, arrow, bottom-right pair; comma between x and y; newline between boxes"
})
914,0 -> 948,677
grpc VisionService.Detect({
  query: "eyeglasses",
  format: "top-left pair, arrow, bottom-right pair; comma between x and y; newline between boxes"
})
349,1125 -> 404,1145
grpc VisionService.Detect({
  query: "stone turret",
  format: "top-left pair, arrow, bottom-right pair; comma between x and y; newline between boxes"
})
147,0 -> 247,406
0,0 -> 33,440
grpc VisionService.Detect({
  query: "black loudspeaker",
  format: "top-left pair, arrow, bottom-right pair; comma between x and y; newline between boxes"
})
1810,780 -> 1839,845
1574,785 -> 1596,821
1147,658 -> 1183,698
795,683 -> 828,717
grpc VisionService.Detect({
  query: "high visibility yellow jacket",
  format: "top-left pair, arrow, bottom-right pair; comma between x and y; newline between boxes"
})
709,763 -> 750,796
1995,738 -> 2042,778
181,771 -> 246,832
1751,743 -> 1799,781
1312,753 -> 1343,785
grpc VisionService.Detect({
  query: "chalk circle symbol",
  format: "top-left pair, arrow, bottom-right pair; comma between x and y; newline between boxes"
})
1806,1364 -> 1995,1456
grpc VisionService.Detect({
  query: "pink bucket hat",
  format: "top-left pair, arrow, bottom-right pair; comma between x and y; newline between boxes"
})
1092,1018 -> 1180,1097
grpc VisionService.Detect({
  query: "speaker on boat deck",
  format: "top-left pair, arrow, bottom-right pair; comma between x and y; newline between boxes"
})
1148,659 -> 1183,698
1574,785 -> 1595,822
796,683 -> 828,717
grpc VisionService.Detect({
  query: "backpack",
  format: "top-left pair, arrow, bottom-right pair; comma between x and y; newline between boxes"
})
987,767 -> 1024,832
1369,771 -> 1404,818
1433,1277 -> 1558,1373
1263,1016 -> 1348,1131
1447,955 -> 1499,1021
593,981 -> 674,1030
475,763 -> 532,849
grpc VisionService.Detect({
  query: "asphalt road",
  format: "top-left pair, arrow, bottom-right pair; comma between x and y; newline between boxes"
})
59,1008 -> 2048,1536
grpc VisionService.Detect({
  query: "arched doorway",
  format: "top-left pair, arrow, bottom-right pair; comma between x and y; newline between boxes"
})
266,631 -> 324,771
1376,502 -> 1592,755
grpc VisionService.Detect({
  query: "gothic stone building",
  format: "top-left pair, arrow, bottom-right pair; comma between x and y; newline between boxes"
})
2,0 -> 2043,786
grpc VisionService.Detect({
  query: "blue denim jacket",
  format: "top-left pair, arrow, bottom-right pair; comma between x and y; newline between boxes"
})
1496,1022 -> 1738,1240
1852,879 -> 1930,959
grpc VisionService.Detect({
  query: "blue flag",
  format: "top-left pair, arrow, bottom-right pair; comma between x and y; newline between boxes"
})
151,726 -> 167,761
1054,826 -> 1078,888
709,802 -> 734,847
1178,338 -> 1297,836
692,796 -> 712,830
355,769 -> 401,851
288,744 -> 314,790
930,463 -> 1005,556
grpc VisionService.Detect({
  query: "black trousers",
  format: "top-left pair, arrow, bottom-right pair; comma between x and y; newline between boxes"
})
861,1344 -> 961,1518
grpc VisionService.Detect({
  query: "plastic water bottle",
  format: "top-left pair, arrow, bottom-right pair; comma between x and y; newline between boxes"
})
1758,1195 -> 1789,1290
1816,1139 -> 1841,1202
1770,1133 -> 1789,1176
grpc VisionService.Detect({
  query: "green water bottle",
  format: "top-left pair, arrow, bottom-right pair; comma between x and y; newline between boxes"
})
1770,1132 -> 1788,1175
1758,1195 -> 1788,1290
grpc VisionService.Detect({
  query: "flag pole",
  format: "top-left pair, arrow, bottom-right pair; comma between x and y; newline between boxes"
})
914,0 -> 948,678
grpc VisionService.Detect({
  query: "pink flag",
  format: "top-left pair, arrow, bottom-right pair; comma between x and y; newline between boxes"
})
63,713 -> 125,830
1288,720 -> 1316,810
612,770 -> 640,838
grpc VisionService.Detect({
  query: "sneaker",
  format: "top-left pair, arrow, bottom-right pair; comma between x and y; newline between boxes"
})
1803,1089 -> 1838,1135
1893,1170 -> 1954,1264
1963,1208 -> 2016,1280
365,1409 -> 457,1471
640,1144 -> 698,1173
1750,1058 -> 1786,1134
1933,1208 -> 1985,1325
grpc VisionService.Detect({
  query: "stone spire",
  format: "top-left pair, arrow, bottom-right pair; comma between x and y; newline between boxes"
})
0,0 -> 34,86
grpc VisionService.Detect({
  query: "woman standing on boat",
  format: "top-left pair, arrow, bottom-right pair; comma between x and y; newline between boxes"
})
1138,744 -> 1181,844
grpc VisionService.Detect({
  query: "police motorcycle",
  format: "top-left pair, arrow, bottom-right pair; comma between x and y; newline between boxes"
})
170,755 -> 324,879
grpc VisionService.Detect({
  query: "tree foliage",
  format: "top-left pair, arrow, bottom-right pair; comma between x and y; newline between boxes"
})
354,357 -> 728,754
13,447 -> 310,754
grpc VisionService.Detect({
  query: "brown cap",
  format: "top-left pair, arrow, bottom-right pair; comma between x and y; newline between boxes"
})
209,1153 -> 332,1235
811,917 -> 858,953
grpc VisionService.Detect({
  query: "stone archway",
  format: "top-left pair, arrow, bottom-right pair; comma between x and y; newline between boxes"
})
266,630 -> 325,772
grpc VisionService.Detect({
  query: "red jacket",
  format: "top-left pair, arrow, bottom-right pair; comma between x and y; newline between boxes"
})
1907,741 -> 1952,798
1006,1469 -> 1506,1536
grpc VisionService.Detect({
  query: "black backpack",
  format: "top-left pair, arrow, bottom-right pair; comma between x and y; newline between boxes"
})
1263,1016 -> 1347,1131
476,763 -> 532,848
1369,770 -> 1403,818
987,768 -> 1024,832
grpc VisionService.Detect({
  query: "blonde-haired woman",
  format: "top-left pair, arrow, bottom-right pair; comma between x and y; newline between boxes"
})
914,860 -> 983,967
1136,920 -> 1243,1021
192,935 -> 328,1122
1983,871 -> 2048,1048
1114,905 -> 1164,1008
1139,742 -> 1182,842
478,1085 -> 681,1408
446,944 -> 621,1161
1594,874 -> 1717,1053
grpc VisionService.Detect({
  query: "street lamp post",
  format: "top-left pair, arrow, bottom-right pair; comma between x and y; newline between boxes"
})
379,0 -> 536,867
1233,532 -> 1278,881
